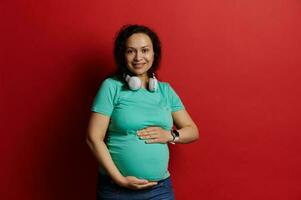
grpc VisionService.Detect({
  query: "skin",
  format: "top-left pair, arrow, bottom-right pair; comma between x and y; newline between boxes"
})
86,33 -> 199,190
125,33 -> 154,88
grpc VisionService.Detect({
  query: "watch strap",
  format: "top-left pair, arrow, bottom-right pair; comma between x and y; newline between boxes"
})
169,129 -> 180,144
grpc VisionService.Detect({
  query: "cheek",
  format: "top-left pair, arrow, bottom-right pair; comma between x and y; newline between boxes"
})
125,55 -> 133,63
147,53 -> 154,62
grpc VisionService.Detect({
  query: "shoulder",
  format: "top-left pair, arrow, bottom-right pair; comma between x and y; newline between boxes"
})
101,77 -> 123,89
158,80 -> 174,92
102,76 -> 123,85
158,80 -> 182,99
158,80 -> 171,89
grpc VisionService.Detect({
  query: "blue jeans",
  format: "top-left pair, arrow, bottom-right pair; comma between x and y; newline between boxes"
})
96,174 -> 175,200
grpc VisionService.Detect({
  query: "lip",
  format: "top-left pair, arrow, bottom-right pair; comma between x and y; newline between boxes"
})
132,63 -> 146,68
133,63 -> 146,65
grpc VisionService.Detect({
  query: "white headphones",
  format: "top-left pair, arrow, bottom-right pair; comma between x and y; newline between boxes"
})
124,73 -> 158,92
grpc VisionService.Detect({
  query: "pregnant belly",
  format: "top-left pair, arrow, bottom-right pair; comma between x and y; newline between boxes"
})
106,133 -> 170,181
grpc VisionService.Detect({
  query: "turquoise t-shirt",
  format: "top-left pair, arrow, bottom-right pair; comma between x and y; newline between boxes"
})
91,77 -> 185,181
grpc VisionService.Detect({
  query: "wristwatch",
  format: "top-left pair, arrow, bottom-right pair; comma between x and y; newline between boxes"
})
169,129 -> 180,144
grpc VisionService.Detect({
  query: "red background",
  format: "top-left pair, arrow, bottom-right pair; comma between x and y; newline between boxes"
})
1,0 -> 301,199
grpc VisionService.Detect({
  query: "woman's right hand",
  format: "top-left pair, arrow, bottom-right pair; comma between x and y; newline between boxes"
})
118,176 -> 158,190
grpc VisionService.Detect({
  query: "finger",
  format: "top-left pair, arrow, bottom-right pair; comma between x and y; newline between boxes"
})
147,130 -> 158,135
138,131 -> 158,138
131,177 -> 149,185
135,182 -> 158,189
137,129 -> 150,135
145,138 -> 161,144
134,180 -> 149,185
141,133 -> 159,140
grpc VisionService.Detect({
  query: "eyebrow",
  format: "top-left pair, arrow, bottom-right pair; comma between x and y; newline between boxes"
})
126,45 -> 150,49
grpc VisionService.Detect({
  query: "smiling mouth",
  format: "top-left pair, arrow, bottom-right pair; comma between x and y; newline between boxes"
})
133,63 -> 145,68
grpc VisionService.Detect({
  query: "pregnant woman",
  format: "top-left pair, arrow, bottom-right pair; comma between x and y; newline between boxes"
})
86,24 -> 199,200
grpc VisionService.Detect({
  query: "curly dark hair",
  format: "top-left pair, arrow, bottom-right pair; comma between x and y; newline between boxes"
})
112,24 -> 162,81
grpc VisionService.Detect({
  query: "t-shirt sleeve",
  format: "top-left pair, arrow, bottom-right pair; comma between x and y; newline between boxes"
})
91,79 -> 116,117
166,83 -> 185,112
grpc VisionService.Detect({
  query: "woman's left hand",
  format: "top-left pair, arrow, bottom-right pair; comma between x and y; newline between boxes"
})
137,127 -> 173,144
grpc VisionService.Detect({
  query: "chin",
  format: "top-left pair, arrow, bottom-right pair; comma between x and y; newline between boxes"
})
134,72 -> 147,76
130,69 -> 148,76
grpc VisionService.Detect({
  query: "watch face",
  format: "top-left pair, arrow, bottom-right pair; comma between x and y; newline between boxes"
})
172,129 -> 179,137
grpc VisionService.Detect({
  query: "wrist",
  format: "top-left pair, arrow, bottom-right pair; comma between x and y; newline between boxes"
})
168,129 -> 180,144
166,130 -> 174,143
114,176 -> 127,187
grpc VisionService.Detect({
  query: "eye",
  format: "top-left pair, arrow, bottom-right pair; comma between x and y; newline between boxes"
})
142,48 -> 149,53
126,49 -> 134,54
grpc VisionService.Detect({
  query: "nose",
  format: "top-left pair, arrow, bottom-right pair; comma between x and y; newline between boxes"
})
134,51 -> 142,61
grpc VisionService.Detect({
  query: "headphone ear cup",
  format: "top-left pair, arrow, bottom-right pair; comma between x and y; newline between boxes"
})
148,77 -> 158,92
127,76 -> 141,90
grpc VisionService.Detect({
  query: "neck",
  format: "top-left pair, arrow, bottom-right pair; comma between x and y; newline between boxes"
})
137,74 -> 149,88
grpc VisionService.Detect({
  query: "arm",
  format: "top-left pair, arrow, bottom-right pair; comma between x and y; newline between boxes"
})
86,112 -> 157,189
137,109 -> 199,144
171,109 -> 199,144
86,112 -> 125,184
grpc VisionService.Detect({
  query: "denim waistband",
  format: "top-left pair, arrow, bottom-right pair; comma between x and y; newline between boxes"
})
98,174 -> 170,185
96,173 -> 174,199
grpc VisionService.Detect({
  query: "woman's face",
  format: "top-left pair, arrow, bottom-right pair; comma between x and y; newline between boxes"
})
124,33 -> 154,77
